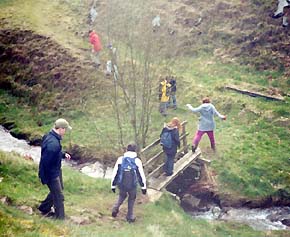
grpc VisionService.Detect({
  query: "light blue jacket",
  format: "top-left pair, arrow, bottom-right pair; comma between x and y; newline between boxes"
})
187,103 -> 224,131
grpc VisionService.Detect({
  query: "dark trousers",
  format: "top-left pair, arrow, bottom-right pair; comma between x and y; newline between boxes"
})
164,152 -> 175,175
112,188 -> 137,220
39,174 -> 65,219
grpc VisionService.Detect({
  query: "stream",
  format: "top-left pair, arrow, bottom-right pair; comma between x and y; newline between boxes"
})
0,126 -> 289,231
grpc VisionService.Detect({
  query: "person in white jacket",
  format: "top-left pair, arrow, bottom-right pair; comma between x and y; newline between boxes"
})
111,143 -> 146,223
186,97 -> 226,152
272,0 -> 290,27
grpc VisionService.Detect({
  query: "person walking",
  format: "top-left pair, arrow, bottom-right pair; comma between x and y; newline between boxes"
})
159,77 -> 171,116
89,29 -> 102,68
111,142 -> 147,223
272,0 -> 290,27
38,118 -> 72,220
186,97 -> 226,153
160,117 -> 181,176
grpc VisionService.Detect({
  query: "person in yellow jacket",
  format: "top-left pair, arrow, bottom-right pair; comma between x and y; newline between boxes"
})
159,77 -> 171,116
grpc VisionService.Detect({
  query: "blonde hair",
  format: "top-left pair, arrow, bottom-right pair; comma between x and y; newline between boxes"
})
167,117 -> 182,131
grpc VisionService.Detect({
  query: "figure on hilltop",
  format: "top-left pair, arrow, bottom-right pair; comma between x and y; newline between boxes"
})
89,29 -> 102,68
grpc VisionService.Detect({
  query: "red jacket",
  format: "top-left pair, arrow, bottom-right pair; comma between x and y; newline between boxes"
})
89,31 -> 102,52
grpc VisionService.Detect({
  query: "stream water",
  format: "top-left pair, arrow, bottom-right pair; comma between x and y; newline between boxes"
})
0,126 -> 289,231
190,206 -> 289,231
0,126 -> 113,178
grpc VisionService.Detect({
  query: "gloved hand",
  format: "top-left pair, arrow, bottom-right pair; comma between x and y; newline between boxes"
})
112,188 -> 116,193
142,189 -> 147,195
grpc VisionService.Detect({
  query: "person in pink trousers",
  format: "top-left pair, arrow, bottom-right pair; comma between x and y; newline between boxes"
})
186,97 -> 226,152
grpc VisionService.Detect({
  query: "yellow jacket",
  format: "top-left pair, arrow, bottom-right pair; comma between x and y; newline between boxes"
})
160,80 -> 171,102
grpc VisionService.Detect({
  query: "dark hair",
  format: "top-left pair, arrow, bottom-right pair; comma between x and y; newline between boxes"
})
202,97 -> 210,103
127,142 -> 137,152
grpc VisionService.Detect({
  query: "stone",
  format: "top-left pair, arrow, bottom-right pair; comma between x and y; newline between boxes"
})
181,194 -> 201,211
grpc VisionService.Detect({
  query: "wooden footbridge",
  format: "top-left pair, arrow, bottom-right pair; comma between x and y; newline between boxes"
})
140,121 -> 209,191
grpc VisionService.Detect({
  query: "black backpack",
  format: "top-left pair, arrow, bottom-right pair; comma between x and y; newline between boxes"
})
117,157 -> 138,190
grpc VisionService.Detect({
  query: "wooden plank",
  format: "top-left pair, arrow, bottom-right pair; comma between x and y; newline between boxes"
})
225,85 -> 284,101
144,150 -> 164,168
142,133 -> 189,167
141,121 -> 188,154
146,147 -> 192,179
197,157 -> 211,164
147,163 -> 164,180
141,139 -> 160,153
148,148 -> 201,191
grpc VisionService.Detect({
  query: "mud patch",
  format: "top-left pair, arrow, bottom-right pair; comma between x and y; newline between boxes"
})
0,28 -> 102,110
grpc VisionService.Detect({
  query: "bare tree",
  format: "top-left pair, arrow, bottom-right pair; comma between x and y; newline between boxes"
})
105,0 -> 178,149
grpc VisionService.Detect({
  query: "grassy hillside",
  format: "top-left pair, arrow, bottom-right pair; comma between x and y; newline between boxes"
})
1,151 -> 289,237
0,0 -> 289,205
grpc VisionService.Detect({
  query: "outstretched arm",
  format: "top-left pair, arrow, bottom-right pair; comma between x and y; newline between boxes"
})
186,104 -> 202,113
212,105 -> 226,120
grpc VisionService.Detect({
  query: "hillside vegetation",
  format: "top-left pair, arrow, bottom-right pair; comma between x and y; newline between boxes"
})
0,0 -> 289,219
1,151 -> 289,236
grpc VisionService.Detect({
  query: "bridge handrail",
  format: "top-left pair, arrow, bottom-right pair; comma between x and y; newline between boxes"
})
140,120 -> 189,173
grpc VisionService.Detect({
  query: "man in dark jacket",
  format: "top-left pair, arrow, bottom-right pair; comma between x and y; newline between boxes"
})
38,118 -> 72,220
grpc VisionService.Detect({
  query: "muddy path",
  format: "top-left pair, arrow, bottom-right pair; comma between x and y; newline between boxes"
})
0,28 -> 103,110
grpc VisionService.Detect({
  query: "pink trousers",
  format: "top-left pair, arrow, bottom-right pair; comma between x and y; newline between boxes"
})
192,130 -> 215,150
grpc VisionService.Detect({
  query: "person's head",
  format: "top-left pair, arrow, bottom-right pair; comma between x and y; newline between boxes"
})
88,29 -> 95,34
168,117 -> 181,131
284,5 -> 290,16
202,97 -> 211,104
127,142 -> 137,152
54,118 -> 72,137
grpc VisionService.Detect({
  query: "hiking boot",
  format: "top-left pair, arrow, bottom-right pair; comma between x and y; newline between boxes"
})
112,208 -> 119,218
126,218 -> 136,223
272,12 -> 284,19
191,145 -> 197,153
40,211 -> 56,219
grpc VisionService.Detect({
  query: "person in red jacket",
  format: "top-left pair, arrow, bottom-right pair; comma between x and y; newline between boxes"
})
89,29 -> 102,68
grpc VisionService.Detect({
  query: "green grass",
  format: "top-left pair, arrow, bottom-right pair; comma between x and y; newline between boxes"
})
0,0 -> 290,213
1,151 -> 289,237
